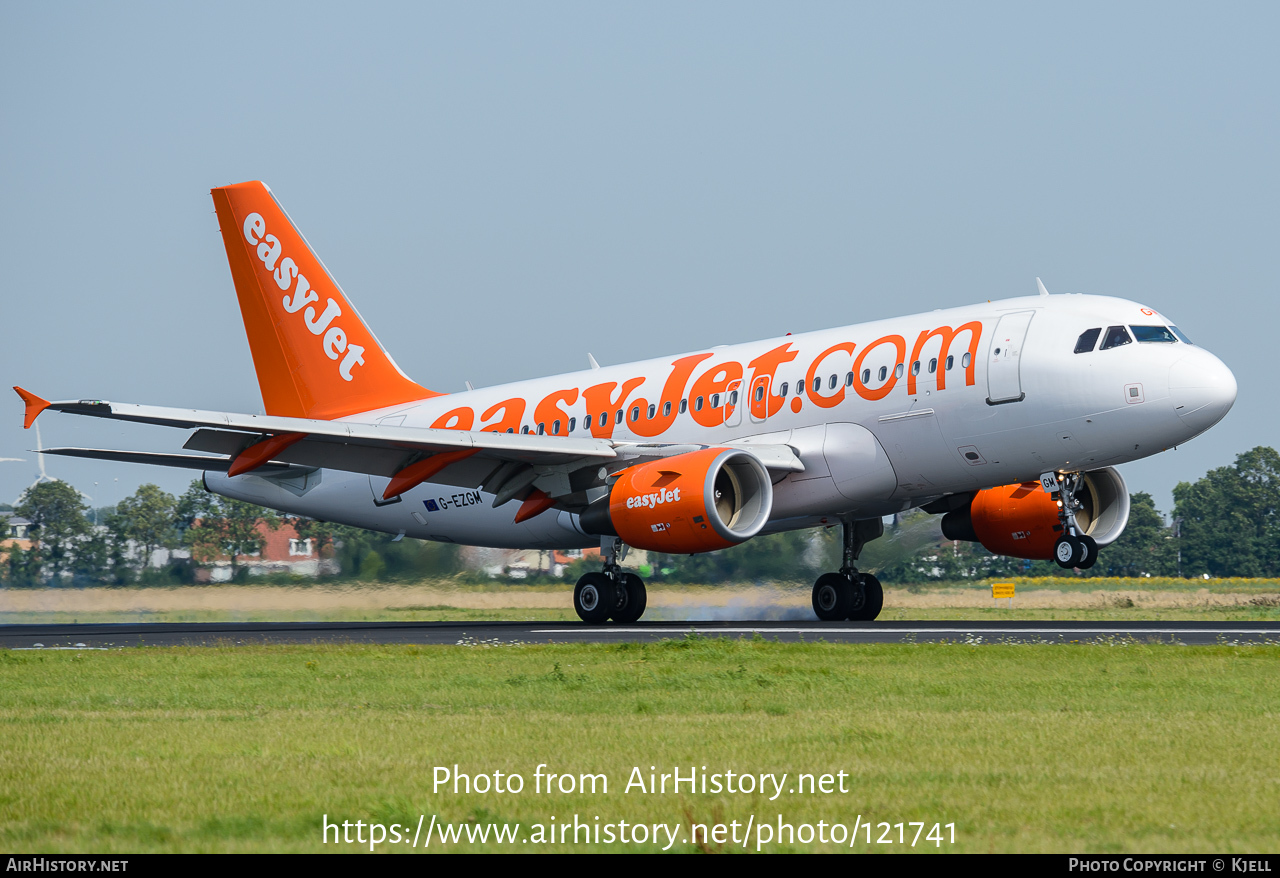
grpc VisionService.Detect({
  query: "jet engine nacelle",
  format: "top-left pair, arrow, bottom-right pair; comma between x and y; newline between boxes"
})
941,467 -> 1130,560
580,447 -> 773,553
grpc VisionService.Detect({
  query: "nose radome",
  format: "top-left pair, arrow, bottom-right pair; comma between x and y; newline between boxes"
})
1169,351 -> 1237,436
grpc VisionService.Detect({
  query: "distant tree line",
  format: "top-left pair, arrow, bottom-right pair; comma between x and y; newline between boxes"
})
1,479 -> 458,587
2,447 -> 1276,586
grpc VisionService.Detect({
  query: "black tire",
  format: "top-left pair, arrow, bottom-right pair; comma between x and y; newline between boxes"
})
1076,534 -> 1098,569
1054,536 -> 1081,569
612,572 -> 648,623
574,572 -> 617,623
849,573 -> 884,621
812,572 -> 852,621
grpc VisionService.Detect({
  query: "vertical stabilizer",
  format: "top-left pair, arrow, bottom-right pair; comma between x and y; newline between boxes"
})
211,181 -> 437,419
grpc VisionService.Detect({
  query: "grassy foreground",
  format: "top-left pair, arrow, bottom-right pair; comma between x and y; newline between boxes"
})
2,639 -> 1278,853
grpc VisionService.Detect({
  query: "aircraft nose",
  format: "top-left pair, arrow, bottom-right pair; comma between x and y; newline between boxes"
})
1169,350 -> 1236,437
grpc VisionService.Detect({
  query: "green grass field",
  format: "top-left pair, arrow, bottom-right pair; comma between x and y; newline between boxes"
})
2,638 -> 1278,853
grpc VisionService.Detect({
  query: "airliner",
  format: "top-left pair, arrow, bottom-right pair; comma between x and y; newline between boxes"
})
14,181 -> 1237,622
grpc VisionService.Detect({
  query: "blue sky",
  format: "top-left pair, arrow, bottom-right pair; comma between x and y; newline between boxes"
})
1,2 -> 1275,515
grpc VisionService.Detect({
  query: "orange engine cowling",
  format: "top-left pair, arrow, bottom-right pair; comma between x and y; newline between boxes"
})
964,481 -> 1062,560
940,467 -> 1131,560
580,447 -> 773,553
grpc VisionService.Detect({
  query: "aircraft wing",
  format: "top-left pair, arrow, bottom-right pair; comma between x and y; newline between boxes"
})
31,396 -> 617,462
20,388 -> 803,505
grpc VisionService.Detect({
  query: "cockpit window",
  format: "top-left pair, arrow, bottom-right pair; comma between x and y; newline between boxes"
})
1169,325 -> 1193,345
1130,325 -> 1177,343
1074,328 -> 1101,354
1100,325 -> 1132,350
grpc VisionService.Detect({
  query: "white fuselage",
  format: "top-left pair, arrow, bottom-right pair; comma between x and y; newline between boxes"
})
208,293 -> 1236,549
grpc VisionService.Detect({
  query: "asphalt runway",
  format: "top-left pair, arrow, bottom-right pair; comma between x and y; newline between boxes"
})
2,620 -> 1278,649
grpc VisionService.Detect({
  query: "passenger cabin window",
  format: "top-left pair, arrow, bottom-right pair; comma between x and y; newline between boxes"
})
537,423 -> 546,434
552,419 -> 561,434
647,404 -> 656,419
1130,325 -> 1178,343
1100,325 -> 1132,350
615,410 -> 624,424
663,401 -> 672,416
845,371 -> 855,387
828,374 -> 837,390
729,390 -> 738,405
1074,327 -> 1102,354
911,361 -> 921,376
946,355 -> 953,371
679,399 -> 688,414
599,411 -> 608,427
877,366 -> 887,382
961,353 -> 971,368
568,417 -> 577,432
778,381 -> 789,397
894,363 -> 904,379
695,396 -> 704,411
630,406 -> 640,422
928,358 -> 937,374
812,377 -> 822,393
711,393 -> 721,408
861,369 -> 870,384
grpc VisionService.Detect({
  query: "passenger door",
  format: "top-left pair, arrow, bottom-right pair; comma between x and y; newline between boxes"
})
986,311 -> 1035,404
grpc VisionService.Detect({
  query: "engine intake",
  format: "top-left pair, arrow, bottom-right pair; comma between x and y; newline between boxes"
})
581,447 -> 773,553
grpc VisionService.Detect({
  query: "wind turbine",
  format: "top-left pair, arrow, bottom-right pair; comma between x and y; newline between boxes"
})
13,423 -> 76,506
27,423 -> 55,492
19,423 -> 101,509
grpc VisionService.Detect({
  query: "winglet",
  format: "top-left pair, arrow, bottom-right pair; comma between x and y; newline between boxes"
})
13,387 -> 50,429
1036,277 -> 1050,297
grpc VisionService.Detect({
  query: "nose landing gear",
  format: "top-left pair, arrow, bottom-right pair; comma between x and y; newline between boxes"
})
812,518 -> 885,622
1048,471 -> 1098,570
573,537 -> 648,624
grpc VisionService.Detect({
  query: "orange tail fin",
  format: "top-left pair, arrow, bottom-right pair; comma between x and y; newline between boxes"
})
211,181 -> 438,419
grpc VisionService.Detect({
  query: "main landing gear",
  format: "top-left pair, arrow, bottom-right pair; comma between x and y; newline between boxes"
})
812,518 -> 885,622
573,538 -> 647,624
1048,472 -> 1098,570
